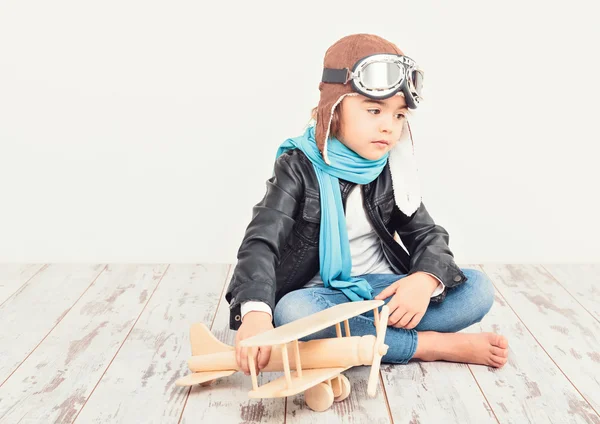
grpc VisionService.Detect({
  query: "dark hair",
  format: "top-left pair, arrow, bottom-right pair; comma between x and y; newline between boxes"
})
311,105 -> 342,140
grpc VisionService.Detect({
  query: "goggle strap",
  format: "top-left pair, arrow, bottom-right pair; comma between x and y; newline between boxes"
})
321,68 -> 350,84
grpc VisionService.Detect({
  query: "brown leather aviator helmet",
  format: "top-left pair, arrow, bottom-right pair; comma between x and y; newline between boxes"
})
315,34 -> 409,163
313,33 -> 424,217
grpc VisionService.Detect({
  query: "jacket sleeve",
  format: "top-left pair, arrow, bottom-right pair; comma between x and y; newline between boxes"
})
225,151 -> 304,330
392,202 -> 467,303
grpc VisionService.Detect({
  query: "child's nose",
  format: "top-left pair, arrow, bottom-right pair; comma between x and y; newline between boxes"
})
379,115 -> 394,133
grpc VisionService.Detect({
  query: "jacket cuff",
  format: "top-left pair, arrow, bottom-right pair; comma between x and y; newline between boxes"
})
430,289 -> 447,303
241,301 -> 273,321
408,258 -> 468,289
229,302 -> 243,330
227,280 -> 276,331
419,272 -> 445,297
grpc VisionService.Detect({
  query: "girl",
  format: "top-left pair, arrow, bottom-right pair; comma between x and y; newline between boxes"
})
225,33 -> 509,376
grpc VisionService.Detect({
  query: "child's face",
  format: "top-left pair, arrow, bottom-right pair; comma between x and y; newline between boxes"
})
337,94 -> 408,161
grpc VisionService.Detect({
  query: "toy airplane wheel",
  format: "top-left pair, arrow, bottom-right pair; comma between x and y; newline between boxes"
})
333,375 -> 351,402
305,382 -> 334,412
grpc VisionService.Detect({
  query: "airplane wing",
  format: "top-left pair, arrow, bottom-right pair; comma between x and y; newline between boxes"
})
247,366 -> 352,398
175,370 -> 236,387
240,299 -> 383,348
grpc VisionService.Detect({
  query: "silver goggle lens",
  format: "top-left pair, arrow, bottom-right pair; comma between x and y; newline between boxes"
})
360,61 -> 404,90
408,68 -> 424,96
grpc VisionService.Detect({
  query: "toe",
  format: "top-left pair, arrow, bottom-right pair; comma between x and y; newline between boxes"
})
491,333 -> 509,349
490,346 -> 509,358
491,354 -> 508,367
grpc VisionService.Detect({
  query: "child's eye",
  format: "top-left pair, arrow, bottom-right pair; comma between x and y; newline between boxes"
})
368,109 -> 405,119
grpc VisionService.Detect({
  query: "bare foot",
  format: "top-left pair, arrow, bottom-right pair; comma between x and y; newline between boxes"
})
413,331 -> 509,368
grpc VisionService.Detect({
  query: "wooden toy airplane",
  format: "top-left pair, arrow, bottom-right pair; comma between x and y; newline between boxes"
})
176,299 -> 391,412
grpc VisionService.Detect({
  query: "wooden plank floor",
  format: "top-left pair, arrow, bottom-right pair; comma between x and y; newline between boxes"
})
0,264 -> 599,423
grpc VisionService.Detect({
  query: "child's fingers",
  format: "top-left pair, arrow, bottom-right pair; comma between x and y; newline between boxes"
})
398,311 -> 415,328
247,347 -> 261,375
257,346 -> 272,370
405,312 -> 424,329
375,284 -> 397,300
389,307 -> 407,327
385,297 -> 401,321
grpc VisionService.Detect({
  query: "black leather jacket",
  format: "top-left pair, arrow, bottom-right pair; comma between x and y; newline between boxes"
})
225,149 -> 467,330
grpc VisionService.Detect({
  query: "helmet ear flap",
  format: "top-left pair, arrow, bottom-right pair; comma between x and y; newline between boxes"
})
317,93 -> 357,166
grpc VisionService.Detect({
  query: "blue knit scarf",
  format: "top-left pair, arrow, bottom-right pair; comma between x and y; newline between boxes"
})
276,125 -> 388,301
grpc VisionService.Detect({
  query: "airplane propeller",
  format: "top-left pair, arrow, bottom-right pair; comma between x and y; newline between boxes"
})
367,305 -> 390,397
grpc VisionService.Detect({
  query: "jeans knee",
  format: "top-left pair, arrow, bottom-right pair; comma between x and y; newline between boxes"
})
273,290 -> 320,328
273,294 -> 293,327
273,291 -> 341,341
465,269 -> 495,321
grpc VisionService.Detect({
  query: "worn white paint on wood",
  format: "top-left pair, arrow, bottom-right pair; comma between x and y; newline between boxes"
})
463,265 -> 600,424
0,264 -> 168,423
180,267 -> 286,424
4,262 -> 598,423
543,264 -> 600,322
377,265 -> 496,424
0,264 -> 45,305
381,360 -> 496,424
481,264 -> 600,415
73,264 -> 230,423
0,264 -> 105,385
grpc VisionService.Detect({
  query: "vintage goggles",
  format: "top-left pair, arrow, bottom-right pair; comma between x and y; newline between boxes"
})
321,53 -> 424,108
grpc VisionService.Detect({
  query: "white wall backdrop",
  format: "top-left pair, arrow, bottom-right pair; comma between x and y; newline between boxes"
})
1,0 -> 599,263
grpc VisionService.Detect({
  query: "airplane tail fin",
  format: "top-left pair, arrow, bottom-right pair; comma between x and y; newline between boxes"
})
190,322 -> 234,356
175,323 -> 237,388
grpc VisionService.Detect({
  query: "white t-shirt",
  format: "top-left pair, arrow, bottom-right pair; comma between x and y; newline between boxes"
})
241,185 -> 444,319
304,184 -> 395,287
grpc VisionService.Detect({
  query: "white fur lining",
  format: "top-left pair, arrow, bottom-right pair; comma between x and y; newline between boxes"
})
388,118 -> 422,216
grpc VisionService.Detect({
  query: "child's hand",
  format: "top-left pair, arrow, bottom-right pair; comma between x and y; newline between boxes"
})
235,311 -> 274,375
374,272 -> 440,329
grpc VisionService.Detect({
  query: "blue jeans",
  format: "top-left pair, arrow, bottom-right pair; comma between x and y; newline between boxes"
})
273,268 -> 495,364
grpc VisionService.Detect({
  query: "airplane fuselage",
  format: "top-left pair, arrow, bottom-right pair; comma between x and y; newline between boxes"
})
188,335 -> 381,373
